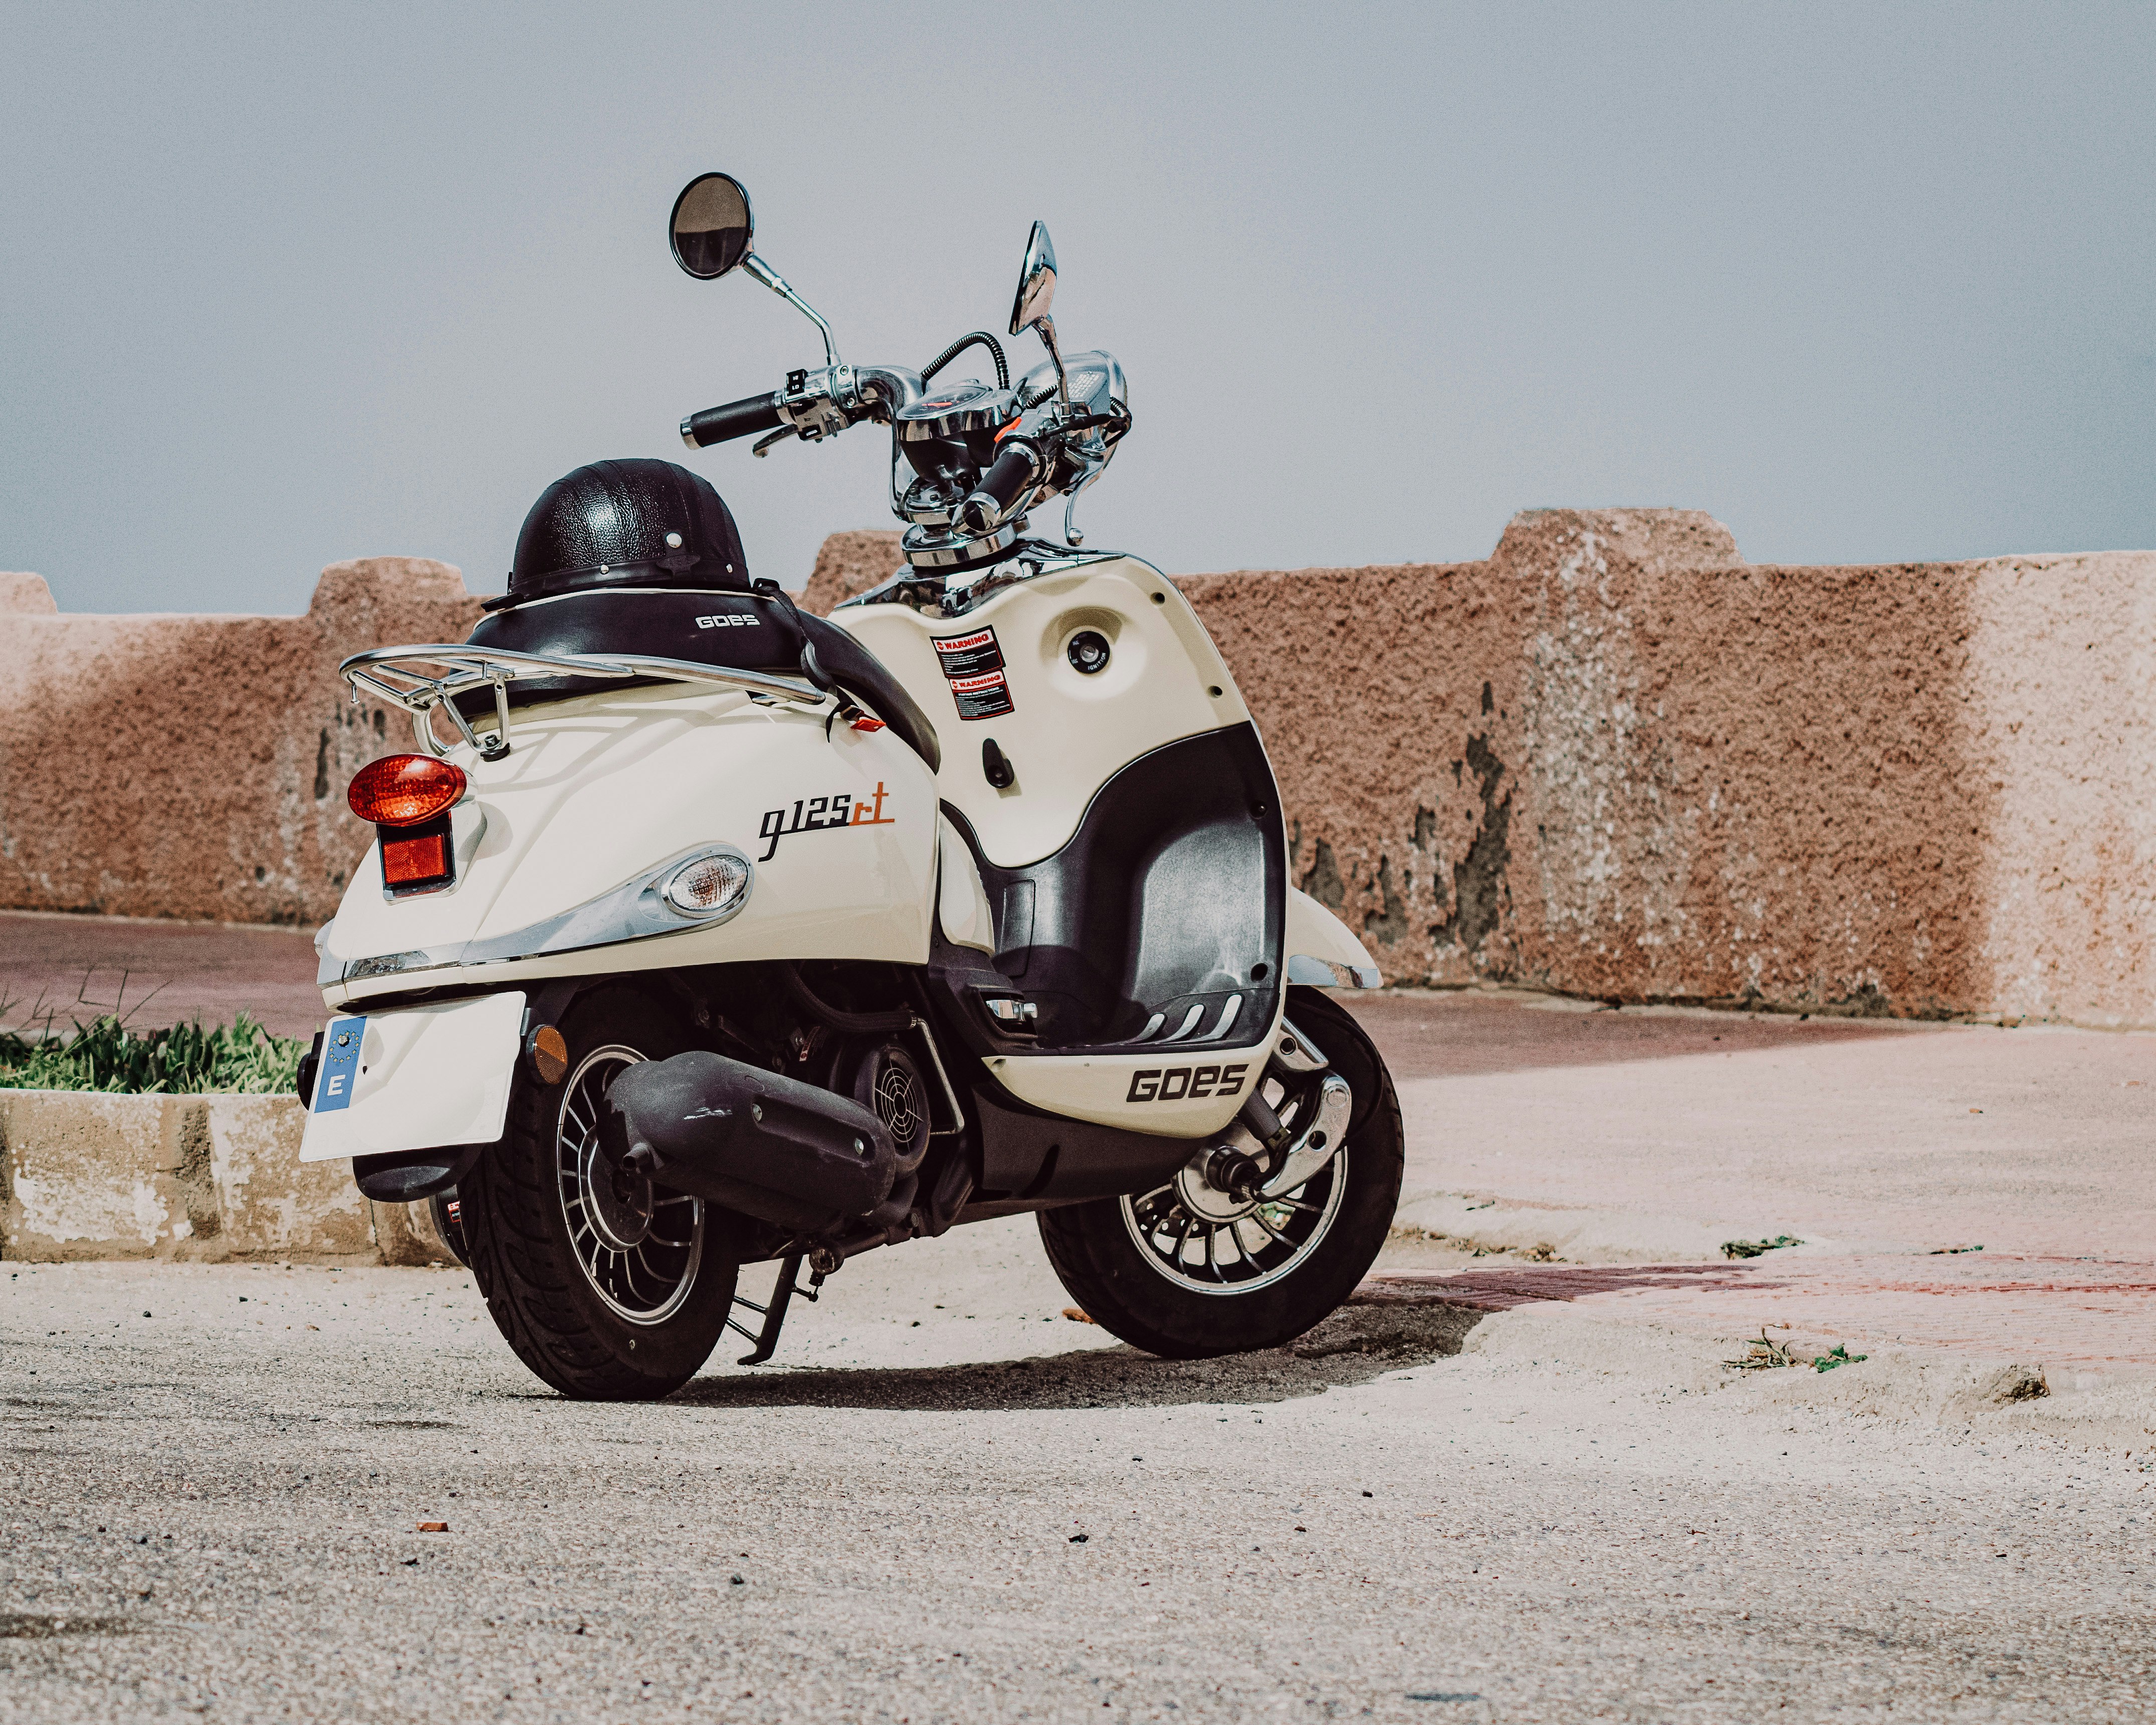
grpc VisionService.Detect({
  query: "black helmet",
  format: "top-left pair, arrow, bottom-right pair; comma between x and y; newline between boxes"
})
502,458 -> 749,606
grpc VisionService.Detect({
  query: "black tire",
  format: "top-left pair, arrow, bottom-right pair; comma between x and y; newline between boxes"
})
1037,988 -> 1402,1360
460,986 -> 738,1400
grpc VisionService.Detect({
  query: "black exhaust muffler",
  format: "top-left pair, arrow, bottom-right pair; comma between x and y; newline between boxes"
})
599,1050 -> 899,1235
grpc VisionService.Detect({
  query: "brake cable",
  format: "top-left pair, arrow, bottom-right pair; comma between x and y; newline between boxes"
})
920,331 -> 1009,389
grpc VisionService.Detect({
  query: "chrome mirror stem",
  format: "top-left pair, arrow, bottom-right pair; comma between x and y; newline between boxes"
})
743,252 -> 840,369
1032,313 -> 1069,408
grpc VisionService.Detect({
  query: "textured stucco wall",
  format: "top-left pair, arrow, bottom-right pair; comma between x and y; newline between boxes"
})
0,559 -> 483,925
797,514 -> 2156,1026
8,514 -> 2154,1025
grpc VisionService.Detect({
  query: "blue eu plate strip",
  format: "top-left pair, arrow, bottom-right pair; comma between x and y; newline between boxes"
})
313,1016 -> 367,1113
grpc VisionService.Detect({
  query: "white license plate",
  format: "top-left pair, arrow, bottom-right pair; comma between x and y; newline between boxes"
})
298,992 -> 526,1164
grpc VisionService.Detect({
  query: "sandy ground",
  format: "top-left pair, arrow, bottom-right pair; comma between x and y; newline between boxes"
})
1342,990 -> 2156,1383
6,921 -> 2155,1717
5,911 -> 2151,1379
5,1224 -> 2155,1725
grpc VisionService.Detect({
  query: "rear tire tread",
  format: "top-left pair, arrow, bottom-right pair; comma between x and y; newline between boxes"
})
460,988 -> 736,1400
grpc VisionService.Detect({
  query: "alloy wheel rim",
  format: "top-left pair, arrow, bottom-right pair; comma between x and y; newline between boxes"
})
1120,1143 -> 1347,1296
555,1044 -> 704,1326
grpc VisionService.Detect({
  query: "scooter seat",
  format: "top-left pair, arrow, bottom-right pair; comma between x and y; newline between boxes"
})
458,587 -> 940,772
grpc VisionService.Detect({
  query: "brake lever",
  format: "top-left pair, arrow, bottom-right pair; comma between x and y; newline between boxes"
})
751,426 -> 796,459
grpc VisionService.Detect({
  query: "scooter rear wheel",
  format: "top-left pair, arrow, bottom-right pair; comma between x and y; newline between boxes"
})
460,987 -> 738,1400
1037,989 -> 1402,1359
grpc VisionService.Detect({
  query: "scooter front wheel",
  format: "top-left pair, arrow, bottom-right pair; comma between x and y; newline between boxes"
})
460,986 -> 738,1400
1037,989 -> 1403,1359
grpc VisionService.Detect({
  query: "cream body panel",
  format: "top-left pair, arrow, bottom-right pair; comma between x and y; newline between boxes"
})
1285,889 -> 1379,976
833,557 -> 1250,868
298,991 -> 524,1162
983,992 -> 1286,1139
937,816 -> 996,954
320,684 -> 936,1008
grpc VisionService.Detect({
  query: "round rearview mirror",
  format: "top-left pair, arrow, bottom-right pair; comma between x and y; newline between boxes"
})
670,173 -> 755,280
1009,220 -> 1057,337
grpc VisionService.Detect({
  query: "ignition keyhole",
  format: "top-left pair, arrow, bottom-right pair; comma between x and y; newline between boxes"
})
1066,630 -> 1112,674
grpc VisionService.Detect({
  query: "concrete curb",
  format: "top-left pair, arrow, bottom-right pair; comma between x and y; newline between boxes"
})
0,1089 -> 452,1265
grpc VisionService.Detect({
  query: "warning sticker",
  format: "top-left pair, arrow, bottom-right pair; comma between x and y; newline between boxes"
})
947,669 -> 1015,720
932,626 -> 1015,719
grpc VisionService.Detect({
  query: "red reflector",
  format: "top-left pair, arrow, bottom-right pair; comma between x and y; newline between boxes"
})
381,829 -> 449,885
349,755 -> 466,827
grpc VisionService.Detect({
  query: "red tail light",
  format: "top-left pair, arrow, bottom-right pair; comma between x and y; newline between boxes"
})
349,755 -> 466,827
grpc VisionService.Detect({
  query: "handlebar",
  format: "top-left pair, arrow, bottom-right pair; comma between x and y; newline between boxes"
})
680,392 -> 785,450
957,439 -> 1042,535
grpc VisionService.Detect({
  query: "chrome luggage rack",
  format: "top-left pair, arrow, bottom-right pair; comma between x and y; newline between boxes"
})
339,644 -> 831,760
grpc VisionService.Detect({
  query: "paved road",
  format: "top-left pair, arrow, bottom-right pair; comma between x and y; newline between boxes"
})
7,1226 -> 2152,1724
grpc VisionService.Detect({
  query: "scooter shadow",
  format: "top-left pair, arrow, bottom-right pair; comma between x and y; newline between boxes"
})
669,1303 -> 1482,1412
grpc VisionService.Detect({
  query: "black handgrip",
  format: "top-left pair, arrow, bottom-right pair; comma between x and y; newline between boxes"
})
680,392 -> 785,449
957,440 -> 1042,535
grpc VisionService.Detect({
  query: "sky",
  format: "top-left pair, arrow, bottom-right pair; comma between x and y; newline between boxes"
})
4,1 -> 2152,614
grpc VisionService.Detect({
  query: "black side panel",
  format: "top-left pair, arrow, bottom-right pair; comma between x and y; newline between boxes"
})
939,725 -> 1284,1055
974,1095 -> 1197,1203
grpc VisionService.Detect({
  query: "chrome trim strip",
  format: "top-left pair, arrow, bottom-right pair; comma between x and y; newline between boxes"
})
336,843 -> 753,984
1160,1002 -> 1205,1042
1285,954 -> 1383,990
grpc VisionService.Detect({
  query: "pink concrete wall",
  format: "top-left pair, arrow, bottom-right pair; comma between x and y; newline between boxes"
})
806,514 -> 2156,1028
0,560 -> 482,926
9,515 -> 2154,1026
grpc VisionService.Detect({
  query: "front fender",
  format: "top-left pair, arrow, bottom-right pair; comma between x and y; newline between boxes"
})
1283,889 -> 1383,989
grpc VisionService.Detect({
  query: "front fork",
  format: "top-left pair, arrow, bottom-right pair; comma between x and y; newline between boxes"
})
1198,1017 -> 1352,1202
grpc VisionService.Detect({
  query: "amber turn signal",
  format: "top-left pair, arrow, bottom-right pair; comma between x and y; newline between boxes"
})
528,1024 -> 569,1086
349,755 -> 467,827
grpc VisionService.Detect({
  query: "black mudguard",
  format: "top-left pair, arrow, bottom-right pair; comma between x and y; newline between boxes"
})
354,1141 -> 489,1204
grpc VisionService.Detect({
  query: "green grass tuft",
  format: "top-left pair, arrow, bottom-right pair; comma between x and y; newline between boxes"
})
0,1011 -> 303,1096
1721,1233 -> 1804,1260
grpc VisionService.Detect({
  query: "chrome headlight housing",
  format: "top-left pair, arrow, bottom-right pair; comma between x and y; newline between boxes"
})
661,847 -> 753,920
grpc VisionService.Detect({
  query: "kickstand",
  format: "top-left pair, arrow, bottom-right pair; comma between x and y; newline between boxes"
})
726,1252 -> 825,1366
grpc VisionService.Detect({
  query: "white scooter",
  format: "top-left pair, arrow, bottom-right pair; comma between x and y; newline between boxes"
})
298,172 -> 1399,1400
